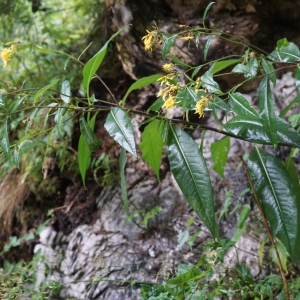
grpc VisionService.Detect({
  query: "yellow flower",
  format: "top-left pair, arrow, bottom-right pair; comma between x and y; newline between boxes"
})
1,48 -> 13,67
181,34 -> 194,41
162,63 -> 175,72
195,96 -> 210,117
157,84 -> 178,100
142,30 -> 156,51
0,42 -> 18,67
162,96 -> 180,109
157,74 -> 176,85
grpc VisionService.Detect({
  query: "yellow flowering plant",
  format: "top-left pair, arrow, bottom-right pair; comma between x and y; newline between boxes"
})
1,2 -> 300,299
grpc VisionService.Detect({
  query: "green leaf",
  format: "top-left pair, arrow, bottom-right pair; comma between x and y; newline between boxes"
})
210,97 -> 230,112
277,38 -> 289,50
280,94 -> 300,118
229,92 -> 259,117
210,136 -> 230,179
122,74 -> 162,105
170,54 -> 191,67
232,63 -> 248,74
259,76 -> 278,148
191,65 -> 202,79
0,93 -> 4,107
79,115 -> 102,152
295,68 -> 300,92
178,229 -> 189,249
104,107 -> 137,158
12,95 -> 26,112
54,107 -> 67,124
285,156 -> 300,192
12,148 -> 19,169
82,25 -> 129,94
245,58 -> 258,79
269,42 -> 300,62
224,115 -> 300,148
33,79 -> 60,104
78,114 -> 97,187
0,119 -> 10,162
167,125 -> 218,238
176,87 -> 198,110
236,262 -> 254,284
201,72 -> 221,94
232,204 -> 251,242
140,119 -> 164,180
248,147 -> 300,266
224,115 -> 268,143
162,35 -> 176,62
147,97 -> 164,112
204,36 -> 213,61
119,147 -> 129,214
202,2 -> 215,28
232,58 -> 258,79
261,58 -> 276,86
218,196 -> 232,222
209,59 -> 242,75
269,240 -> 289,271
60,80 -> 71,104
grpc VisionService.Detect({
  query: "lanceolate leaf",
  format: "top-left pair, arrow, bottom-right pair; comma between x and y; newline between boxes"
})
229,92 -> 259,117
261,57 -> 276,86
232,58 -> 258,79
285,156 -> 300,193
147,97 -> 164,112
79,115 -> 102,152
232,204 -> 251,242
33,79 -> 60,104
176,87 -> 198,110
201,71 -> 221,94
245,57 -> 258,79
295,68 -> 300,92
0,119 -> 10,162
122,74 -> 162,105
224,115 -> 300,148
78,114 -> 97,187
210,136 -> 230,179
268,42 -> 300,62
82,25 -> 129,94
119,147 -> 129,214
60,80 -> 71,104
259,76 -> 278,148
162,35 -> 176,62
104,107 -> 137,158
204,36 -> 213,61
209,59 -> 242,75
248,147 -> 300,266
167,125 -> 218,238
140,119 -> 164,180
170,54 -> 191,67
280,94 -> 300,118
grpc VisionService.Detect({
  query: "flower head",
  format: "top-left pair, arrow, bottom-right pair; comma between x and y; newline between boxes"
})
157,83 -> 178,100
142,30 -> 156,51
162,63 -> 175,72
1,42 -> 18,67
162,96 -> 180,109
195,96 -> 210,118
181,34 -> 194,41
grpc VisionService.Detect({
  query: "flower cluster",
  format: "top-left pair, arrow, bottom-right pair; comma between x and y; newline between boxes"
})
162,63 -> 175,72
157,64 -> 180,109
195,95 -> 210,118
0,42 -> 18,67
142,30 -> 158,51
